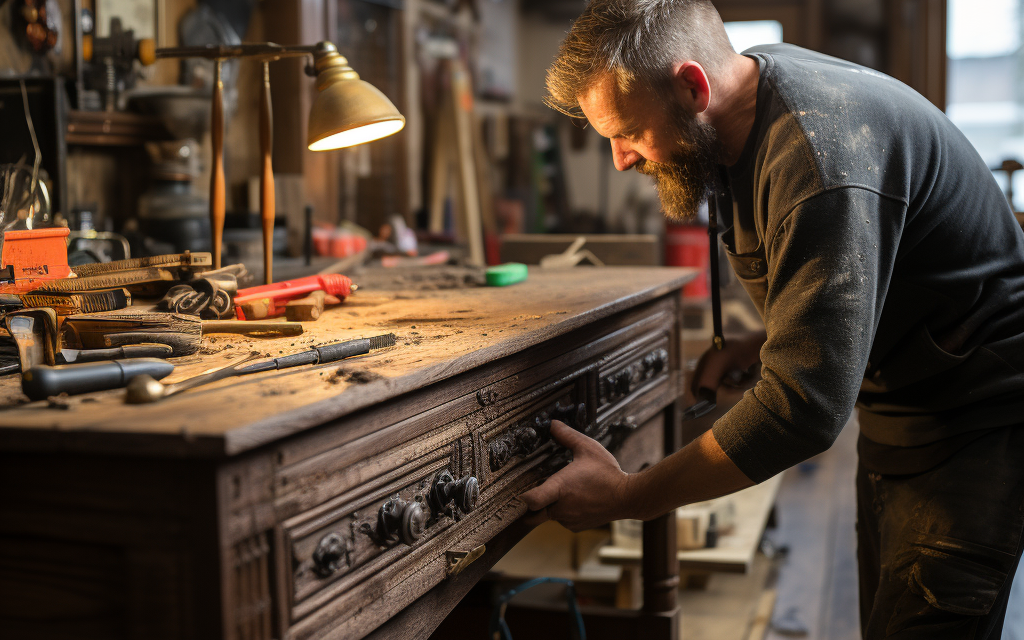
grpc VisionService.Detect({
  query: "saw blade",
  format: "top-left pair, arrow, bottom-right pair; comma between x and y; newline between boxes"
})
32,267 -> 181,293
18,288 -> 131,315
70,252 -> 212,277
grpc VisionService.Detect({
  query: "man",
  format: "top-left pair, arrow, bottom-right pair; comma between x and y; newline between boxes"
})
518,1 -> 1024,637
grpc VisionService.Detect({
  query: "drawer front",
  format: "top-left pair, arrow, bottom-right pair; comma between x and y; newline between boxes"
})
266,298 -> 681,639
283,440 -> 460,620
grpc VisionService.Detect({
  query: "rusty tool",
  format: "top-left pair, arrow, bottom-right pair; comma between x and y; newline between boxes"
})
5,307 -> 59,369
58,344 -> 173,364
0,288 -> 131,316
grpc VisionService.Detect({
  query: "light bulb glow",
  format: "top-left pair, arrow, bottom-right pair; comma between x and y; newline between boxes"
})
308,119 -> 405,151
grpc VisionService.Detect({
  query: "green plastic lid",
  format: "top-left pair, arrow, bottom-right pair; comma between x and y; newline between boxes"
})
485,262 -> 528,286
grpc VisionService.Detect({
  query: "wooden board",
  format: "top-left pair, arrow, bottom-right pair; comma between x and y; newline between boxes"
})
0,267 -> 696,457
598,474 -> 782,574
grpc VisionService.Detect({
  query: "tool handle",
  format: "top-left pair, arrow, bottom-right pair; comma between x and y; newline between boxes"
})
315,339 -> 371,363
270,351 -> 319,369
72,344 -> 174,363
22,359 -> 174,401
234,274 -> 353,302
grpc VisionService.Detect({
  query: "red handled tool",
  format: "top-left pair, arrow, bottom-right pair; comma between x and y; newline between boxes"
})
233,274 -> 355,320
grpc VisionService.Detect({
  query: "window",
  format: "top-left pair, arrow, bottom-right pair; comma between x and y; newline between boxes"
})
947,0 -> 1023,208
724,20 -> 784,54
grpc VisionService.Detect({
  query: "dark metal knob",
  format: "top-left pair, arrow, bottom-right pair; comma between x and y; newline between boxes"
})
516,425 -> 540,454
615,369 -> 632,395
452,475 -> 479,513
431,470 -> 480,515
312,532 -> 351,577
489,437 -> 512,471
377,496 -> 426,546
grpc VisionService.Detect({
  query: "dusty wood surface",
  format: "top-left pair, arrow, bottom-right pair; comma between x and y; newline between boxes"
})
0,268 -> 695,456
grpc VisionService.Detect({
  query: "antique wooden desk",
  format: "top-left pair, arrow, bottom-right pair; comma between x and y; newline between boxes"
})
0,267 -> 696,640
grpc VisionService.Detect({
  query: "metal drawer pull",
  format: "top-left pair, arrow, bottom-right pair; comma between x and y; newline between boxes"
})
376,496 -> 427,546
431,470 -> 480,517
312,532 -> 352,578
446,545 -> 486,577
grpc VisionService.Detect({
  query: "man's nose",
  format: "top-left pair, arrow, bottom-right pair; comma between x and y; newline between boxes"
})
611,139 -> 641,171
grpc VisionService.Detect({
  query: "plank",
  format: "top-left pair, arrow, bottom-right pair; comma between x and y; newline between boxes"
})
598,474 -> 782,574
0,268 -> 696,457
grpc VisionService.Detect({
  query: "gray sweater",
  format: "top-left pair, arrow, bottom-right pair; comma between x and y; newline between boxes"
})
713,45 -> 1024,483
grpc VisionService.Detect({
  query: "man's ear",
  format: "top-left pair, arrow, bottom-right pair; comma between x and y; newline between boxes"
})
671,61 -> 711,114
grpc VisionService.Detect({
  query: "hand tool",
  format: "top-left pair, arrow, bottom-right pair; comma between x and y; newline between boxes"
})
202,320 -> 303,336
285,290 -> 325,321
0,227 -> 72,294
30,252 -> 213,297
125,352 -> 262,403
58,344 -> 173,364
125,333 -> 396,403
236,333 -> 396,375
5,307 -> 59,369
0,288 -> 131,316
62,310 -> 203,356
233,274 -> 354,320
22,358 -> 175,401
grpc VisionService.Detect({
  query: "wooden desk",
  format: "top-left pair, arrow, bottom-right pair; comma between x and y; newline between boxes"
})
0,267 -> 695,640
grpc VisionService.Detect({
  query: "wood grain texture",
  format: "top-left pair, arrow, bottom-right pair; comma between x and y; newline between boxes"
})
0,268 -> 696,456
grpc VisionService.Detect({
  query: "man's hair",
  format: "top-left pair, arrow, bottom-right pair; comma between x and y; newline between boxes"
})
545,0 -> 735,118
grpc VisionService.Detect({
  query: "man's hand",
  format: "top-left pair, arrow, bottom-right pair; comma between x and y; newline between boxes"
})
690,329 -> 767,400
518,420 -> 631,532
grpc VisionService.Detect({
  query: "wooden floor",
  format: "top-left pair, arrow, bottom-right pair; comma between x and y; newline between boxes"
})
765,415 -> 860,640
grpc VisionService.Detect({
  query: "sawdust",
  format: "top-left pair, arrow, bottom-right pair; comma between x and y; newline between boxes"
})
327,368 -> 385,385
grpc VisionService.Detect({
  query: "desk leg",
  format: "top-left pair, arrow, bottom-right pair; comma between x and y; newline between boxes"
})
642,512 -> 679,613
642,401 -> 682,617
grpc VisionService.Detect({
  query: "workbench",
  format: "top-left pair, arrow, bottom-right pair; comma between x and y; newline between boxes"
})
0,267 -> 696,640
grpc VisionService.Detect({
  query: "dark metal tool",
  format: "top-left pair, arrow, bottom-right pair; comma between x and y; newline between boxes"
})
22,358 -> 175,401
58,343 -> 174,364
124,333 -> 396,404
125,352 -> 262,403
238,333 -> 396,375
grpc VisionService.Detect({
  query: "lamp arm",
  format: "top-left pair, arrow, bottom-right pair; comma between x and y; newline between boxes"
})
155,42 -> 319,62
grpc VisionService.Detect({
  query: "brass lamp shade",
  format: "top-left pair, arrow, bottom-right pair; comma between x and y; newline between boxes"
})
307,42 -> 405,151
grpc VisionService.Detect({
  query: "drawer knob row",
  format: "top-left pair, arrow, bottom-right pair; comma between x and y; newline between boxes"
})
488,401 -> 586,472
601,348 -> 669,404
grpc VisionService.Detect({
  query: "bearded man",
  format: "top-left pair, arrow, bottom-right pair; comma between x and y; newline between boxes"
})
518,1 -> 1024,637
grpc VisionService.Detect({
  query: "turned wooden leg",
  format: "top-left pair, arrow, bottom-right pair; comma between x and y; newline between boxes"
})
259,61 -> 275,285
210,60 -> 226,269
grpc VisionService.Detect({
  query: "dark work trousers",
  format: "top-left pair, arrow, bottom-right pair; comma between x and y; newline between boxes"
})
857,426 -> 1024,639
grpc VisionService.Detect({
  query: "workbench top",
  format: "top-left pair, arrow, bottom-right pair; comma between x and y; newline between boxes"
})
0,267 -> 696,458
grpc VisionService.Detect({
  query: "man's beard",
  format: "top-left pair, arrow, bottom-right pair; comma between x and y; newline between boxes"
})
635,111 -> 721,223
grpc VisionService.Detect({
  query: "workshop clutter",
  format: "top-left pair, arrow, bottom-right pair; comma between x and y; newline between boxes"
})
612,499 -> 737,551
0,225 -> 379,403
312,225 -> 369,259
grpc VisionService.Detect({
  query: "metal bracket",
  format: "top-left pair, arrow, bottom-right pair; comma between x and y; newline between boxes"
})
446,544 -> 485,577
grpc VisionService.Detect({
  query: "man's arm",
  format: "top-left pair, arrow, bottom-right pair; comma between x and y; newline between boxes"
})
519,420 -> 753,531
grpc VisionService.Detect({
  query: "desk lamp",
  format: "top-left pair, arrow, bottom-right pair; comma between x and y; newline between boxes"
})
156,42 -> 405,281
